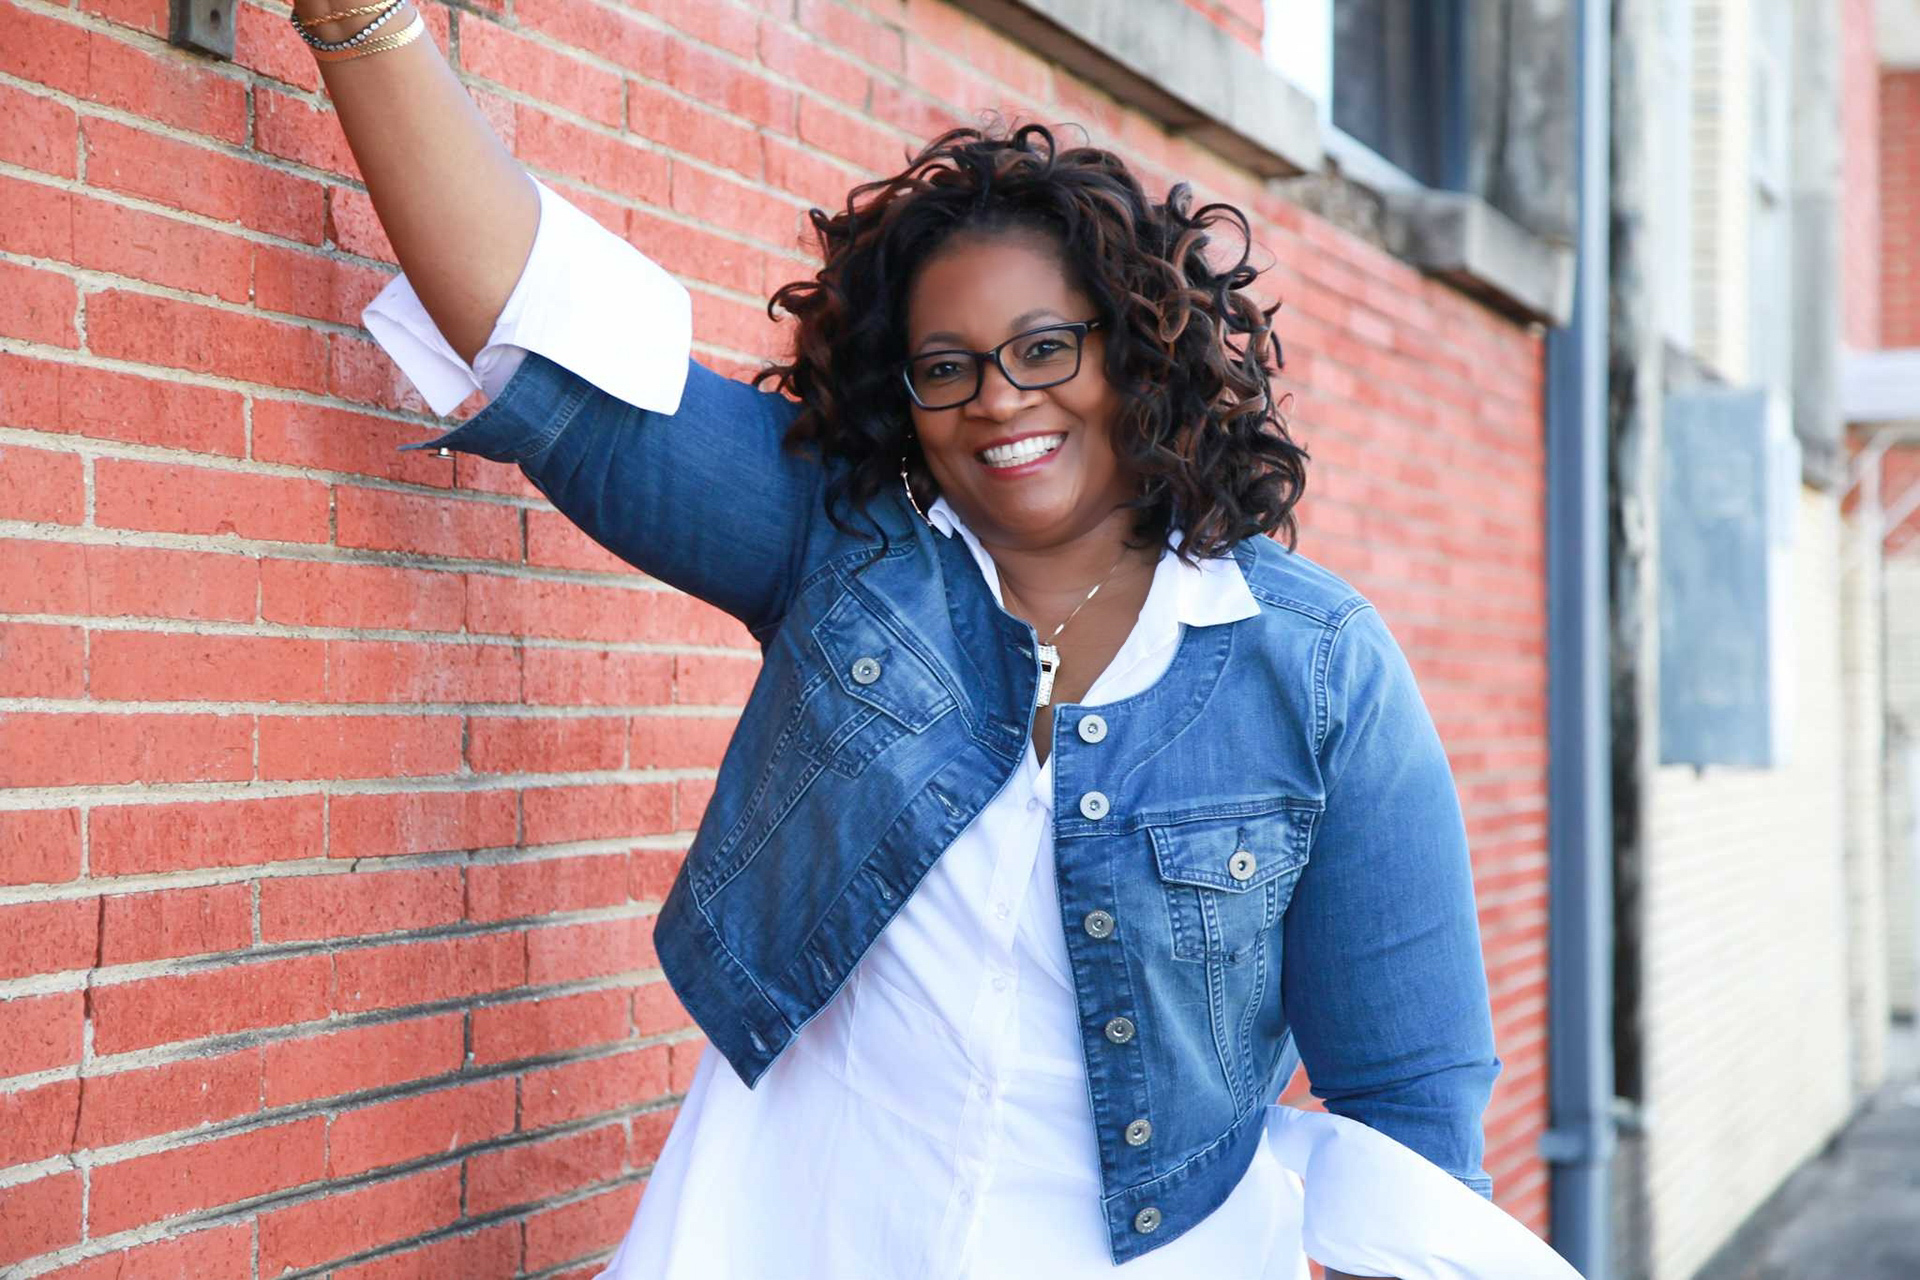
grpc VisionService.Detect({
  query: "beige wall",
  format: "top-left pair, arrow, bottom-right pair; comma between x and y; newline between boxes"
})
1640,487 -> 1855,1280
1887,555 -> 1920,1019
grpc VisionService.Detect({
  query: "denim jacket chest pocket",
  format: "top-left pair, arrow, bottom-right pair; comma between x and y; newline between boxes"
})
803,591 -> 958,778
1148,803 -> 1318,966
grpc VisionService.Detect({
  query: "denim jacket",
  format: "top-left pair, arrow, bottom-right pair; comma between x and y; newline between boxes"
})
401,351 -> 1501,1263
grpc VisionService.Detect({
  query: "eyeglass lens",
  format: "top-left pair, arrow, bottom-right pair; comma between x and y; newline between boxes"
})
906,325 -> 1085,409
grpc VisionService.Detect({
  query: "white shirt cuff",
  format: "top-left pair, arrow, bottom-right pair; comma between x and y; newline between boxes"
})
360,174 -> 693,418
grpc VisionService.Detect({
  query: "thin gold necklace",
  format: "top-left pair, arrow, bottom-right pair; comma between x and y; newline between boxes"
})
1004,543 -> 1134,708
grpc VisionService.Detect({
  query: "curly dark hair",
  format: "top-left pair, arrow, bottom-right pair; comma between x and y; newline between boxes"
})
754,121 -> 1307,564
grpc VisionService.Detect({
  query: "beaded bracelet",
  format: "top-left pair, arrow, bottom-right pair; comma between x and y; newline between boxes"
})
291,0 -> 404,52
309,8 -> 424,60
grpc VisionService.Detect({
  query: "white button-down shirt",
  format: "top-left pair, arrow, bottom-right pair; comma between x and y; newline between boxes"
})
362,174 -> 1582,1280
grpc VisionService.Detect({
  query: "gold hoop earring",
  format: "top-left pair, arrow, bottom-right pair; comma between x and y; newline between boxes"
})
900,454 -> 933,526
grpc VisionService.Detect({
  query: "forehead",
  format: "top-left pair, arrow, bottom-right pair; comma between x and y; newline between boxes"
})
906,232 -> 1085,344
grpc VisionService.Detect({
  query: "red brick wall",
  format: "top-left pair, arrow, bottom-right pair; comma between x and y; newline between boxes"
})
1842,0 -> 1882,348
1886,70 -> 1920,348
0,0 -> 1550,1273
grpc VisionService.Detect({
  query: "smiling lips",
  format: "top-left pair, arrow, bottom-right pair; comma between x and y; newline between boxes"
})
976,432 -> 1067,471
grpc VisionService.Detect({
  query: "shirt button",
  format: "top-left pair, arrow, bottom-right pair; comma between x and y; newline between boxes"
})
993,900 -> 1010,920
993,974 -> 1010,993
1104,1016 -> 1135,1044
1228,848 -> 1257,881
850,656 -> 882,685
1133,1206 -> 1162,1234
1076,713 -> 1108,743
959,1187 -> 974,1206
1083,909 -> 1116,939
976,1081 -> 991,1100
1124,1118 -> 1153,1146
1078,790 -> 1110,820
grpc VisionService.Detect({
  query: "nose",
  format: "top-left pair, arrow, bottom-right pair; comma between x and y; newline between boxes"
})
969,357 -> 1042,422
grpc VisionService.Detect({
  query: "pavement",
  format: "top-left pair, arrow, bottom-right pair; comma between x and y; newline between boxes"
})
1693,1019 -> 1920,1280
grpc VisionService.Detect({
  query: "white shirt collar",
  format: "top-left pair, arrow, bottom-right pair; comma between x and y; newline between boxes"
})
924,494 -> 1261,631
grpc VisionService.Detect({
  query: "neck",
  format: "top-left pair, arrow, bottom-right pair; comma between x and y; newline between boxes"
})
982,513 -> 1159,628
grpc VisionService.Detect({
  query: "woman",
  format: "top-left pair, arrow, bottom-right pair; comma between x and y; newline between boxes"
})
300,2 -> 1567,1276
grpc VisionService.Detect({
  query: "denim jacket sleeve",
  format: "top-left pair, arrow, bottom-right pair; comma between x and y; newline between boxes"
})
1281,600 -> 1503,1200
369,174 -> 825,643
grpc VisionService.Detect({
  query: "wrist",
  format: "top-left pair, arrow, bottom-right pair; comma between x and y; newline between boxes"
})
291,0 -> 408,46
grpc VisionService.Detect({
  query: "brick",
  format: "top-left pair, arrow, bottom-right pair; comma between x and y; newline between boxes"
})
625,78 -> 761,178
0,351 -> 249,455
522,1044 -> 669,1131
328,789 -> 518,858
326,639 -> 523,704
90,955 -> 332,1055
257,713 -> 463,780
74,1048 -> 260,1147
0,622 -> 84,697
39,1224 -> 252,1280
85,290 -> 328,393
327,328 -> 445,414
0,714 -> 252,788
0,82 -> 79,177
0,1080 -> 79,1169
76,543 -> 258,617
331,932 -> 526,1013
261,558 -> 465,631
623,209 -> 763,297
253,86 -> 357,177
628,714 -> 737,770
89,1117 -> 327,1236
510,0 -> 670,77
467,853 -> 629,922
670,160 -> 803,247
76,0 -> 166,36
251,242 -> 393,328
327,1078 -> 515,1178
261,1012 -> 463,1106
332,1222 -> 521,1280
0,809 -> 81,886
467,715 -> 627,774
0,1172 -> 82,1267
91,795 -> 322,876
258,866 -> 463,941
335,485 -> 522,562
94,456 -> 328,541
630,977 -> 690,1036
466,1122 -> 626,1215
82,119 -> 325,243
258,1167 -> 462,1273
251,396 -> 452,485
468,577 -> 747,645
461,18 -> 623,127
0,258 -> 77,345
523,783 -> 674,845
624,0 -> 756,56
88,631 -> 327,702
667,1037 -> 703,1092
522,1179 -> 643,1271
470,988 -> 631,1066
98,884 -> 250,965
663,37 -> 795,131
83,30 -> 247,143
0,993 -> 84,1075
526,915 -> 656,986
757,22 -> 868,107
0,1 -> 90,97
0,899 -> 98,980
0,172 -> 72,259
627,848 -> 683,904
797,93 -> 905,174
0,444 -> 82,524
672,776 -> 715,831
629,1104 -> 675,1166
325,184 -> 395,262
672,651 -> 761,705
232,0 -> 321,93
524,648 -> 677,707
762,133 -> 861,208
513,105 -> 670,204
796,0 -> 904,73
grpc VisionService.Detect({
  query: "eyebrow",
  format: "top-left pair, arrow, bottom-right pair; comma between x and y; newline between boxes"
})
914,308 -> 1068,353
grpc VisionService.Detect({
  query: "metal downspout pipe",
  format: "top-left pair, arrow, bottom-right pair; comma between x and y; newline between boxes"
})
1542,0 -> 1615,1275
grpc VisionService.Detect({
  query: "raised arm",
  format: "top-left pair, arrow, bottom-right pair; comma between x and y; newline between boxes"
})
299,0 -> 536,363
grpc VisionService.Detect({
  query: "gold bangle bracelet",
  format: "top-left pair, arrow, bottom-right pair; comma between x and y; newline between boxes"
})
293,0 -> 391,28
310,8 -> 423,60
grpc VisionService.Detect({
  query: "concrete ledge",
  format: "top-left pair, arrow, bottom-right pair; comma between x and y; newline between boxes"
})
947,0 -> 1322,178
1843,348 -> 1920,423
1383,191 -> 1576,327
952,0 -> 1574,328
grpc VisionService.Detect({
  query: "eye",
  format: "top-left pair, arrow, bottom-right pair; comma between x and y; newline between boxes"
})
922,359 -> 967,382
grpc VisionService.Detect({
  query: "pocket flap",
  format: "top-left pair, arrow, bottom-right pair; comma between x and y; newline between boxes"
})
810,592 -> 955,731
1148,805 -> 1315,892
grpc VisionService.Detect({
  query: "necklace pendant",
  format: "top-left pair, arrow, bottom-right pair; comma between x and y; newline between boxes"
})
1035,642 -> 1060,708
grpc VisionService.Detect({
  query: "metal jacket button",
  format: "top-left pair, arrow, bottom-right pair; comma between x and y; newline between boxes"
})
1104,1016 -> 1135,1044
1124,1118 -> 1152,1146
1228,848 -> 1257,881
1077,713 -> 1107,743
1079,790 -> 1110,820
1083,909 -> 1115,939
1133,1206 -> 1162,1233
850,656 -> 881,685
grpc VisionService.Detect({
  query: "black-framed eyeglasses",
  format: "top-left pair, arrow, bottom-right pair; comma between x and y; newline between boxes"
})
900,319 -> 1105,411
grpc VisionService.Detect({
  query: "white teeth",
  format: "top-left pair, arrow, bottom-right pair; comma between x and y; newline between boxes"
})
978,434 -> 1066,468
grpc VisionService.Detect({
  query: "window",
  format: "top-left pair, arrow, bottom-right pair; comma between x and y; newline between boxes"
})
1262,0 -> 1467,192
